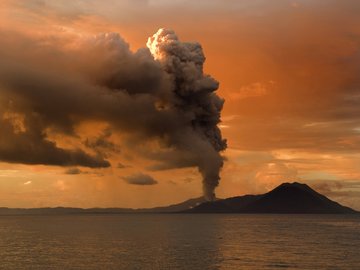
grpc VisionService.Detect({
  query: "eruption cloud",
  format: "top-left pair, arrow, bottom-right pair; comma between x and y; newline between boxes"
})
0,28 -> 226,200
147,29 -> 227,200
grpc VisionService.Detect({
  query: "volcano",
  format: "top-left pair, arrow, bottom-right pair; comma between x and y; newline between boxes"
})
184,182 -> 357,214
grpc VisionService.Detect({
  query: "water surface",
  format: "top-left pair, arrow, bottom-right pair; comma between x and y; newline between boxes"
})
0,214 -> 359,269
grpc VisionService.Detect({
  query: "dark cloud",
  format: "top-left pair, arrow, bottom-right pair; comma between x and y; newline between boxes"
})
65,167 -> 82,175
0,31 -> 168,168
122,173 -> 158,185
0,28 -> 225,199
147,29 -> 226,200
0,114 -> 110,168
84,129 -> 120,157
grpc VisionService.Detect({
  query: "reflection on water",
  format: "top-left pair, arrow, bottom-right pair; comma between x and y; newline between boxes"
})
0,214 -> 359,269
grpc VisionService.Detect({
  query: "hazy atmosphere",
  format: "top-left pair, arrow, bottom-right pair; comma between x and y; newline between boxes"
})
1,0 -> 360,210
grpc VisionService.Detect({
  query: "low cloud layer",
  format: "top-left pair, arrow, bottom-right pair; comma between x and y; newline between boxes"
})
65,168 -> 82,175
123,173 -> 158,185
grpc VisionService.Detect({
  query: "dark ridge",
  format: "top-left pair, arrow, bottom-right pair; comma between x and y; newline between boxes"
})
0,197 -> 206,215
184,182 -> 358,214
185,195 -> 261,213
0,182 -> 357,215
135,197 -> 206,213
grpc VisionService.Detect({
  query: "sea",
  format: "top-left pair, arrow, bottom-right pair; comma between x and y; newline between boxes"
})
0,214 -> 359,269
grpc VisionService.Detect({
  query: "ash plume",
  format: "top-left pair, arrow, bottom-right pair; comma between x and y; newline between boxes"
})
147,29 -> 227,200
0,28 -> 226,200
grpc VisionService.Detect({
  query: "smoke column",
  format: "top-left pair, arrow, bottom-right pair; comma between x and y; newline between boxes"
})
147,29 -> 227,200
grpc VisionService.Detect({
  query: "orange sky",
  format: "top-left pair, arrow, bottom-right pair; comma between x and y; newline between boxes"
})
0,0 -> 360,209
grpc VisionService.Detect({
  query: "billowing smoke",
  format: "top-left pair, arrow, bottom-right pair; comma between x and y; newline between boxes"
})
0,28 -> 226,200
147,29 -> 227,200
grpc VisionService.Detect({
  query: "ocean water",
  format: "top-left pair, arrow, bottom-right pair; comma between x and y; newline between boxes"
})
0,214 -> 359,269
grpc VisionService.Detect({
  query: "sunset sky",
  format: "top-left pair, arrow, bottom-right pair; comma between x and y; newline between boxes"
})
0,0 -> 360,209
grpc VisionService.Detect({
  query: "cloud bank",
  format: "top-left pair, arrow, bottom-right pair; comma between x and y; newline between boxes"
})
123,173 -> 158,185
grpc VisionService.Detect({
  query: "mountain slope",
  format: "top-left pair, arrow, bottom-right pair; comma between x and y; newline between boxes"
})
0,183 -> 357,215
136,197 -> 206,213
185,195 -> 261,213
0,197 -> 206,215
185,182 -> 357,214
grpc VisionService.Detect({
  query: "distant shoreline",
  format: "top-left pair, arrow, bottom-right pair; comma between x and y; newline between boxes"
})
1,182 -> 358,215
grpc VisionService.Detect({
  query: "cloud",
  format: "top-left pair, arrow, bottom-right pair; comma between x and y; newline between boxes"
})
0,28 -> 225,199
122,173 -> 158,185
229,82 -> 270,100
65,168 -> 82,175
146,29 -> 227,200
0,0 -> 359,209
84,128 -> 120,156
307,180 -> 360,210
117,163 -> 130,169
0,116 -> 110,168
